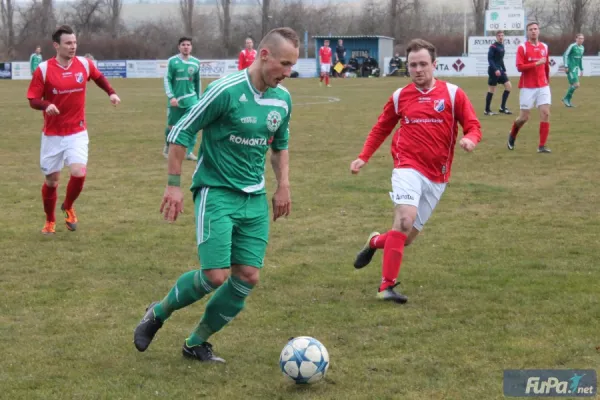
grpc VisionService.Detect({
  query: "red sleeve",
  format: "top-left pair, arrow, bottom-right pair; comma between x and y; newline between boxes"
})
238,51 -> 244,70
27,68 -> 45,100
454,88 -> 482,144
545,56 -> 550,82
29,98 -> 51,110
93,74 -> 116,96
358,96 -> 401,162
516,45 -> 537,72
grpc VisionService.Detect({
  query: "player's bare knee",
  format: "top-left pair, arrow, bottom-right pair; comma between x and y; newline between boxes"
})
70,165 -> 87,177
574,83 -> 580,88
392,216 -> 415,234
203,270 -> 228,287
232,265 -> 260,286
540,109 -> 550,121
45,173 -> 60,187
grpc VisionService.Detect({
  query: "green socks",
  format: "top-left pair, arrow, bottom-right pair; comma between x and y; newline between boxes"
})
565,86 -> 577,101
186,276 -> 254,347
153,270 -> 217,321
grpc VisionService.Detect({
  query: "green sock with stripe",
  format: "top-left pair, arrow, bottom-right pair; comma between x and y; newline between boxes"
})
186,276 -> 254,347
153,270 -> 217,322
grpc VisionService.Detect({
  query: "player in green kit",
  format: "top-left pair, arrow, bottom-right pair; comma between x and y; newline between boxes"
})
562,33 -> 585,108
30,46 -> 42,74
134,27 -> 299,363
163,37 -> 201,161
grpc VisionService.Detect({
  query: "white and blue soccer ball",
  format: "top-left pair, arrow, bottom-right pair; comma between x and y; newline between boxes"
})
279,336 -> 329,384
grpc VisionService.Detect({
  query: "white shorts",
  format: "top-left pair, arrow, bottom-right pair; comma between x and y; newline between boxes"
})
519,86 -> 551,110
320,63 -> 331,74
390,168 -> 447,231
40,130 -> 89,175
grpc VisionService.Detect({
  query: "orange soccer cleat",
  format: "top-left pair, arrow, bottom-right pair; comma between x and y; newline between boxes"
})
41,221 -> 56,235
61,204 -> 78,231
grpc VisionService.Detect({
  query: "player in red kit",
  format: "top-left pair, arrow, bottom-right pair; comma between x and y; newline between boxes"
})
319,39 -> 332,87
507,22 -> 552,153
27,25 -> 120,234
238,37 -> 257,70
349,39 -> 482,303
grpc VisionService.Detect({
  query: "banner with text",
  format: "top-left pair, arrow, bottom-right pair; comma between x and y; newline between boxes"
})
468,36 -> 525,55
98,60 -> 127,78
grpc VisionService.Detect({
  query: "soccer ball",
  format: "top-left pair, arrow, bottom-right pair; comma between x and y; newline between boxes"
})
279,336 -> 329,384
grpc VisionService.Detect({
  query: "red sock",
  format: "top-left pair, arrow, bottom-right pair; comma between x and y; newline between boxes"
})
369,232 -> 388,249
63,175 -> 86,209
325,75 -> 330,85
510,121 -> 522,139
379,230 -> 408,291
41,183 -> 57,222
539,122 -> 549,147
319,75 -> 324,82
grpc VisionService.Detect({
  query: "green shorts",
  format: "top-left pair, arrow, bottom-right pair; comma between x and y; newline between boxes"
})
567,68 -> 580,85
166,106 -> 189,127
194,187 -> 269,269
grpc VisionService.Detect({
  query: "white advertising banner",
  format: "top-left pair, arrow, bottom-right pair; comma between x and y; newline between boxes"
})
11,62 -> 32,80
468,36 -> 525,55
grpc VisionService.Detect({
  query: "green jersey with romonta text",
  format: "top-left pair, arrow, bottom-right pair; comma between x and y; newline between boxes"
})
164,55 -> 202,109
167,69 -> 291,195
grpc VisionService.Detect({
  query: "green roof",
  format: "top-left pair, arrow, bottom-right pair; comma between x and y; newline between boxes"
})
312,35 -> 395,40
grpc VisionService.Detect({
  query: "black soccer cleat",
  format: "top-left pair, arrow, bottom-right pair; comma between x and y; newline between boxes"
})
133,301 -> 163,352
376,283 -> 408,304
507,133 -> 515,150
182,341 -> 226,363
537,146 -> 552,154
499,108 -> 513,115
354,231 -> 380,269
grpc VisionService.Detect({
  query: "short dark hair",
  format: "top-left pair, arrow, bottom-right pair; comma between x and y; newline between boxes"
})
259,27 -> 300,51
406,38 -> 437,62
178,37 -> 192,45
496,30 -> 505,35
526,21 -> 539,29
52,25 -> 74,44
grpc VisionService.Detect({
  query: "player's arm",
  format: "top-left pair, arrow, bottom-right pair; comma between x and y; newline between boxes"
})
455,89 -> 482,152
161,85 -> 229,221
516,46 -> 540,71
29,54 -> 35,74
194,66 -> 201,99
238,51 -> 244,70
488,45 -> 499,71
164,59 -> 176,100
26,68 -> 58,115
563,44 -> 574,71
270,103 -> 291,221
351,95 -> 401,174
579,47 -> 584,71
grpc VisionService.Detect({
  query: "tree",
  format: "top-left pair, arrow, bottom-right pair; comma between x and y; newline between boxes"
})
216,0 -> 231,56
40,0 -> 54,37
570,0 -> 592,34
261,0 -> 270,38
471,0 -> 489,35
106,0 -> 122,40
179,0 -> 194,37
0,0 -> 15,58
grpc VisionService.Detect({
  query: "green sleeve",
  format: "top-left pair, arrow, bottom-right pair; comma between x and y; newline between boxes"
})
194,66 -> 201,99
563,44 -> 574,67
164,59 -> 175,99
30,55 -> 35,73
167,82 -> 229,148
271,101 -> 291,151
580,47 -> 584,70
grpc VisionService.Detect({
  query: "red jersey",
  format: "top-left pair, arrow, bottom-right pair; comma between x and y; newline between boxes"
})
319,47 -> 332,64
238,49 -> 257,70
358,80 -> 482,183
27,56 -> 114,136
516,41 -> 550,88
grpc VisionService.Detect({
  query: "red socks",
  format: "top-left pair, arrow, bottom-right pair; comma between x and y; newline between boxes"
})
369,232 -> 388,249
539,122 -> 549,147
510,121 -> 522,139
63,175 -> 86,209
325,75 -> 330,86
42,183 -> 58,222
380,230 -> 408,291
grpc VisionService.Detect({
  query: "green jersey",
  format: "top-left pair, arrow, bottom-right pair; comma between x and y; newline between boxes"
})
30,53 -> 42,74
168,69 -> 292,195
563,43 -> 584,71
164,55 -> 202,109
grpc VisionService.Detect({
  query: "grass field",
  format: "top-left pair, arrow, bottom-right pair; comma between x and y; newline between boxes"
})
1,75 -> 599,400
